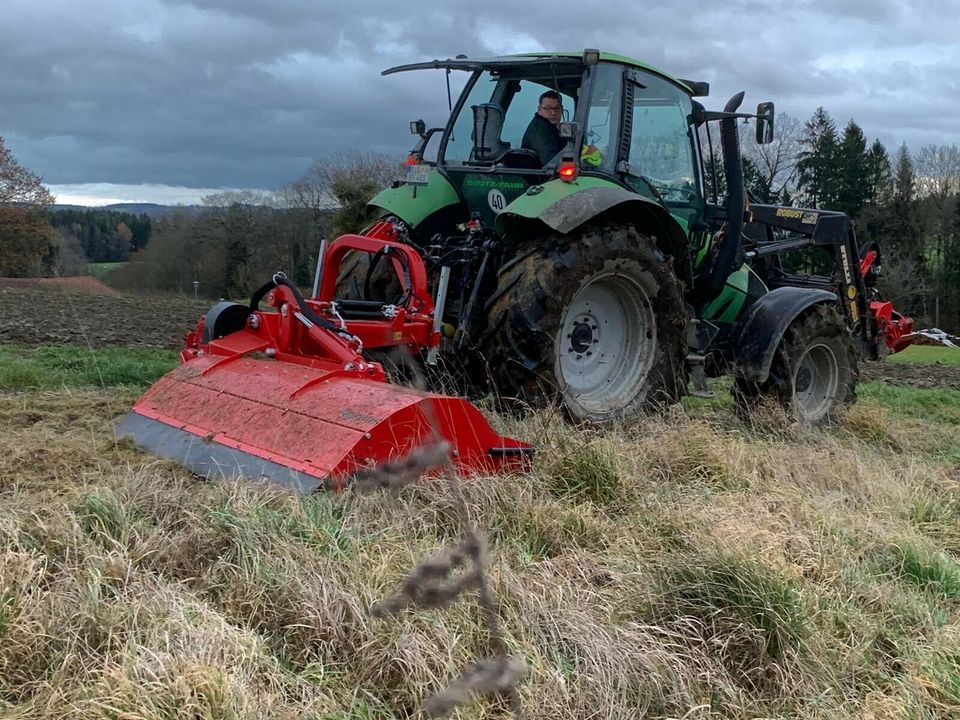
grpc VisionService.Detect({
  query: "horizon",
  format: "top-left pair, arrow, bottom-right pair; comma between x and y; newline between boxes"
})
48,183 -> 264,207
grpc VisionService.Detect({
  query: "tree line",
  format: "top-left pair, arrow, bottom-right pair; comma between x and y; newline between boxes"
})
709,108 -> 958,329
46,208 -> 152,262
2,117 -> 958,330
108,152 -> 397,299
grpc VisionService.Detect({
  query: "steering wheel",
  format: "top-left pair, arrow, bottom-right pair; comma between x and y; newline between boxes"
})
499,149 -> 544,170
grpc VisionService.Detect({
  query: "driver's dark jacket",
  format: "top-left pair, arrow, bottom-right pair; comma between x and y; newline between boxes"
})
521,113 -> 564,164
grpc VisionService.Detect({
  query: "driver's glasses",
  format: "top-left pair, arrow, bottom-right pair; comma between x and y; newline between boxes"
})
539,103 -> 562,114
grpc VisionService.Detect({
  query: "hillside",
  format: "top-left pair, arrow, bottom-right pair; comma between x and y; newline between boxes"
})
1,288 -> 959,718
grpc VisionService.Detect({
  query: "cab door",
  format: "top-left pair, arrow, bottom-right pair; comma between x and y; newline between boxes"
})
619,70 -> 705,237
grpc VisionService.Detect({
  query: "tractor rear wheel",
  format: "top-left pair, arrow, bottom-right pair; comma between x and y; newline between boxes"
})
734,303 -> 858,426
333,249 -> 403,303
482,224 -> 687,423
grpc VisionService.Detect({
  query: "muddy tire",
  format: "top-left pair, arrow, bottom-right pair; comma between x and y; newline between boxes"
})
331,216 -> 404,302
482,224 -> 687,423
332,249 -> 403,303
734,303 -> 858,426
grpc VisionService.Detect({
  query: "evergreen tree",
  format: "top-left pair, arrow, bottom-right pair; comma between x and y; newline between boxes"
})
889,145 -> 926,302
701,146 -> 725,202
893,144 -> 917,207
836,120 -> 869,218
797,108 -> 840,208
742,157 -> 772,203
864,139 -> 893,206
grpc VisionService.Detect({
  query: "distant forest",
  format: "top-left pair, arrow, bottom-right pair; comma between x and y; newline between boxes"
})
45,208 -> 152,263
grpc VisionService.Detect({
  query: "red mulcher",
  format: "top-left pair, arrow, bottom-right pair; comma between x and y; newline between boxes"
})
117,221 -> 532,492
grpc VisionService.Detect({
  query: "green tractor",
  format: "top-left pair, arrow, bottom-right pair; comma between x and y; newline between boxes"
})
335,49 -> 911,425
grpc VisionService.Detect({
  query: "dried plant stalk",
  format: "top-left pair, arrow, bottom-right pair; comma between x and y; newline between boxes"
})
421,656 -> 528,718
363,350 -> 526,718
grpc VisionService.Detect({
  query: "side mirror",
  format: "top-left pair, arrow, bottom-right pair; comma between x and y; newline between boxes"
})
410,119 -> 427,136
558,121 -> 579,139
755,102 -> 775,144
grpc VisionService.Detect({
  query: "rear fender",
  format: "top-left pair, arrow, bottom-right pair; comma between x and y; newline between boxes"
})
368,169 -> 462,228
734,287 -> 837,383
497,180 -> 693,287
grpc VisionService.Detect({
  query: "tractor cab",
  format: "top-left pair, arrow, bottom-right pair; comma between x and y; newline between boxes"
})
384,51 -> 707,230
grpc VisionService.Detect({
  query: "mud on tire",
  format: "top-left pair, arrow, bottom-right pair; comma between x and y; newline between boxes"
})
482,224 -> 687,423
734,303 -> 858,426
333,249 -> 403,303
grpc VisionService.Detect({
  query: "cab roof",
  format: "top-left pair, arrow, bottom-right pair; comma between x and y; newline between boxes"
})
382,51 -> 707,97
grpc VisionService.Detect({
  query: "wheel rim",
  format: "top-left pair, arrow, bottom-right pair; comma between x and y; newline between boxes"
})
792,342 -> 839,422
557,271 -> 656,414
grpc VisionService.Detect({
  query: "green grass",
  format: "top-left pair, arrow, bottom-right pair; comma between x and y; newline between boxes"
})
0,345 -> 178,390
887,345 -> 960,366
857,383 -> 960,460
654,547 -> 810,663
893,540 -> 960,600
86,262 -> 127,283
858,383 -> 960,426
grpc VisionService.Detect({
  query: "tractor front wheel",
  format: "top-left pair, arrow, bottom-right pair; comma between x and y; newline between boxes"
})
483,224 -> 687,423
734,303 -> 858,426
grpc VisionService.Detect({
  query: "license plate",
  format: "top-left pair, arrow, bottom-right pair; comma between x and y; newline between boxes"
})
401,163 -> 430,186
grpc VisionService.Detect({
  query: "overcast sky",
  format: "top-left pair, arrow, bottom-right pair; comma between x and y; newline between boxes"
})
2,0 -> 957,205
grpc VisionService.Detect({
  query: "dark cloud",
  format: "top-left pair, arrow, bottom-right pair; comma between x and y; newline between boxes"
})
2,0 -> 956,200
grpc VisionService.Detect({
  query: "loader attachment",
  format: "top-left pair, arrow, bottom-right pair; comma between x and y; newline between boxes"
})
117,241 -> 533,491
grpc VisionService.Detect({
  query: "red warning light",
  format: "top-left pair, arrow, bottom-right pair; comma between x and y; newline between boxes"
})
558,161 -> 578,181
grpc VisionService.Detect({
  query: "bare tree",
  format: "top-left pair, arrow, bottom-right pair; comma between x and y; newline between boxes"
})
49,230 -> 87,276
915,144 -> 960,260
740,112 -> 803,202
285,150 -> 402,238
200,189 -> 283,208
915,144 -> 960,326
915,144 -> 960,202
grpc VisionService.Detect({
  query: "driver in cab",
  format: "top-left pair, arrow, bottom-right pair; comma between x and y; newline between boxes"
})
521,90 -> 565,164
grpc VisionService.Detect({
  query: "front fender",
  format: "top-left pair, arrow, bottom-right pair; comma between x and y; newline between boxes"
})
734,287 -> 838,383
496,178 -> 692,286
496,177 -> 671,234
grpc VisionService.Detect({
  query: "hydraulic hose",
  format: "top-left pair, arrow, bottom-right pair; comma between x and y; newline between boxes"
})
364,245 -> 413,305
249,273 -> 351,339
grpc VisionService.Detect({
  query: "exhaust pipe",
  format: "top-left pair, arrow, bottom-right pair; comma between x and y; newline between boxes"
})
707,91 -> 746,297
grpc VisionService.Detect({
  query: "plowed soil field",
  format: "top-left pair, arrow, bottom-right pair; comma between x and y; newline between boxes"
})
0,287 -> 208,350
860,359 -> 960,390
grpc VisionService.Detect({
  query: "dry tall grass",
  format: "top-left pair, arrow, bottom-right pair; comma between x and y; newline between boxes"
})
1,387 -> 960,718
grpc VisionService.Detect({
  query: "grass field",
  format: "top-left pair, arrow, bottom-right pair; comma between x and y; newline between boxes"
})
85,261 -> 128,283
1,344 -> 959,718
0,345 -> 178,390
887,344 -> 960,366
